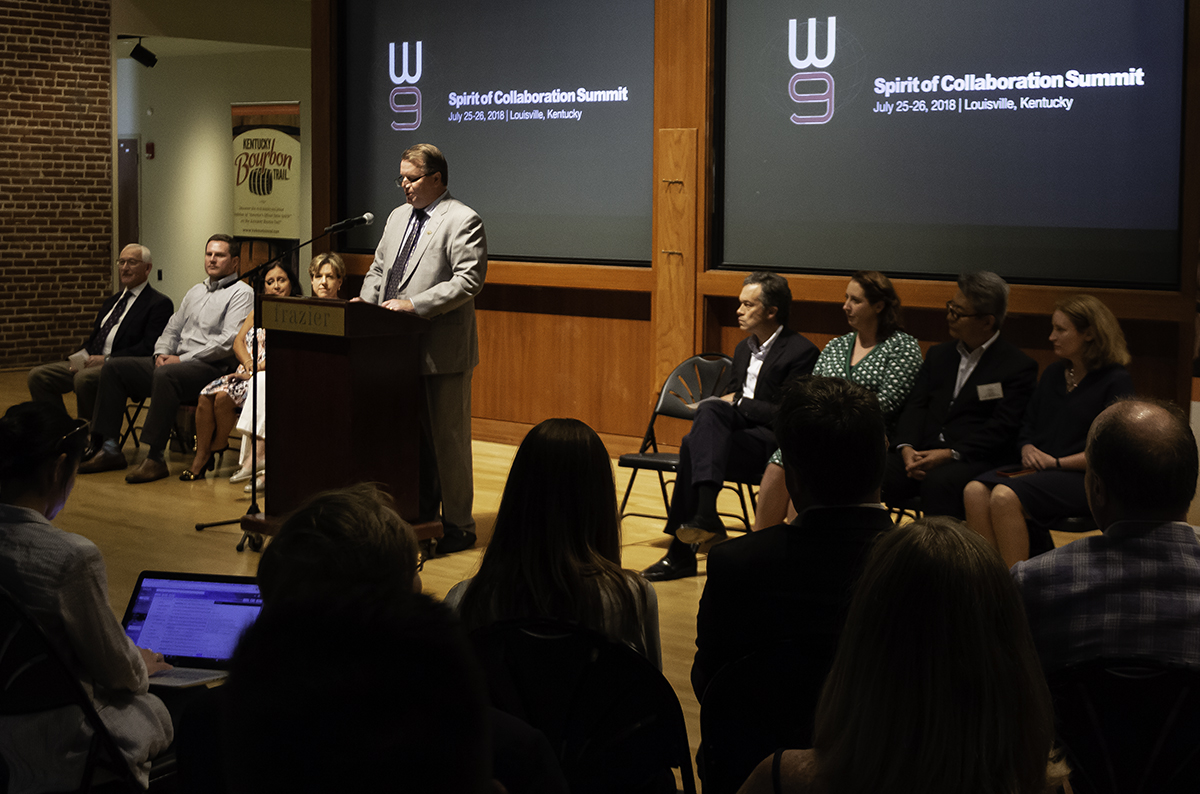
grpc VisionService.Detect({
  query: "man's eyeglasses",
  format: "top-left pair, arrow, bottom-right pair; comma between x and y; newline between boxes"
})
395,173 -> 430,188
58,420 -> 89,454
116,258 -> 144,267
945,301 -> 983,321
414,555 -> 425,574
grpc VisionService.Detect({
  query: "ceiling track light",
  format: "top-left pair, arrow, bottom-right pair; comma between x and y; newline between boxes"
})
119,35 -> 157,68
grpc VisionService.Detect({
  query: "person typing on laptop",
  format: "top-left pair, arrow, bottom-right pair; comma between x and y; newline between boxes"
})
0,402 -> 173,792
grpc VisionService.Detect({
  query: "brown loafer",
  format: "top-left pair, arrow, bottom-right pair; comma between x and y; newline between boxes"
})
78,449 -> 128,474
125,458 -> 169,484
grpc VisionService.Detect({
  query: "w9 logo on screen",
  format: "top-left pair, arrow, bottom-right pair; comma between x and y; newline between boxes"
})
788,17 -> 835,125
389,41 -> 422,131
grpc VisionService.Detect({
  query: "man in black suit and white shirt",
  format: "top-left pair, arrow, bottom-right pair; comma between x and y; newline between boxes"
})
691,375 -> 895,703
27,243 -> 173,422
641,272 -> 818,581
883,271 -> 1037,518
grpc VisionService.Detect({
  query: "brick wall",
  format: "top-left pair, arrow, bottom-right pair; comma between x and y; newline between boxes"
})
0,0 -> 112,370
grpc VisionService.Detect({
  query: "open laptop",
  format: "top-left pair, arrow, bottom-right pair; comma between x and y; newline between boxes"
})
121,571 -> 262,688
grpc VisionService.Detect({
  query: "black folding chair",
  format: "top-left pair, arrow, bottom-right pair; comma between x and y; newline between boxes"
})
618,354 -> 759,529
120,399 -> 146,449
698,640 -> 834,794
470,619 -> 697,794
0,586 -> 175,793
1048,657 -> 1200,794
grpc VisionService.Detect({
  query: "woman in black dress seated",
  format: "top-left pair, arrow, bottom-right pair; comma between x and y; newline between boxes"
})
964,294 -> 1132,567
736,517 -> 1065,794
445,418 -> 661,668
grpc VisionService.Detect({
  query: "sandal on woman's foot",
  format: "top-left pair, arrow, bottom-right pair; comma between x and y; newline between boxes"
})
229,465 -> 264,484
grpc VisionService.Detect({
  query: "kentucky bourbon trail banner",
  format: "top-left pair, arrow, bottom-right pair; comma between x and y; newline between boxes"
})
232,103 -> 301,240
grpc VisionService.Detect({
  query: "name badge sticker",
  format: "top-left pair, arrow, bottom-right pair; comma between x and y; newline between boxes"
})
977,382 -> 1004,401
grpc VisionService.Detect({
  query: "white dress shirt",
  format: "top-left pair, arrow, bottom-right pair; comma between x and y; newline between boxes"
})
742,325 -> 782,401
95,281 -> 148,356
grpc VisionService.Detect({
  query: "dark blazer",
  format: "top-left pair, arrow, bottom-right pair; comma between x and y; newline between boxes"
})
894,336 -> 1036,464
691,505 -> 895,701
86,285 -> 174,358
726,328 -> 819,427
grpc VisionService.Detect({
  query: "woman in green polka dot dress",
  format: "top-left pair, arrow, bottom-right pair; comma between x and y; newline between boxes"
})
753,271 -> 924,529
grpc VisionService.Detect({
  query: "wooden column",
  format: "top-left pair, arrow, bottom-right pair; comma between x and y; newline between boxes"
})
654,128 -> 698,389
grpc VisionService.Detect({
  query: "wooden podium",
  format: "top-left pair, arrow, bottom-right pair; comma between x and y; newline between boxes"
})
253,296 -> 439,539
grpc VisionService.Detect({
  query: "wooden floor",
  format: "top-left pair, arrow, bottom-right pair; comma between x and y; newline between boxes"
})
0,369 -> 722,787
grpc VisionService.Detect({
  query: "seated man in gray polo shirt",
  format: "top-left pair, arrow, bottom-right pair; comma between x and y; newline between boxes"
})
79,234 -> 253,483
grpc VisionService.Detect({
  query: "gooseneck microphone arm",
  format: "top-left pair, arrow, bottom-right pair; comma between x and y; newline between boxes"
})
323,212 -> 375,234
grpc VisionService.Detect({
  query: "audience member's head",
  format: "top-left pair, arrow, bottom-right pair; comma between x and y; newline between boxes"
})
223,587 -> 491,794
813,516 -> 1063,794
458,418 -> 644,637
774,376 -> 886,509
1085,398 -> 1198,527
743,271 -> 792,329
850,270 -> 904,340
257,483 -> 422,604
1054,294 -> 1131,371
0,402 -> 88,518
308,252 -> 346,299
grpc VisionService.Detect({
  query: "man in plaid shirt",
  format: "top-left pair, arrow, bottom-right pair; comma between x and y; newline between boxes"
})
1012,397 -> 1200,672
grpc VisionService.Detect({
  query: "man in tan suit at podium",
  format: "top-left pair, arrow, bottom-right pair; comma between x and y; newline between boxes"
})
356,143 -> 487,553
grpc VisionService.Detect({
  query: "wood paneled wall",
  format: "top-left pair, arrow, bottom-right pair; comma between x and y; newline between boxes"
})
312,0 -> 1200,452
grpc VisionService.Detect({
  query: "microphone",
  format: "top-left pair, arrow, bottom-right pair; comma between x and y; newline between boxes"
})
324,212 -> 374,234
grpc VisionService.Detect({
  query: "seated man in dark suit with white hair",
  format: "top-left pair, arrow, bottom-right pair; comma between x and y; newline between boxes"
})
27,243 -> 172,424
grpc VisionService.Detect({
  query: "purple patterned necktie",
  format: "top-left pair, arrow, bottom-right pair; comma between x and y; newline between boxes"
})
383,208 -> 427,301
87,289 -> 131,354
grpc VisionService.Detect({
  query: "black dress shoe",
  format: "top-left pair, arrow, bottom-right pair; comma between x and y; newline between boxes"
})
640,553 -> 698,582
436,530 -> 477,555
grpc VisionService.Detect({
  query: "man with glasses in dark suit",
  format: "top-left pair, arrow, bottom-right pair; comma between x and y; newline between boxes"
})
883,271 -> 1037,518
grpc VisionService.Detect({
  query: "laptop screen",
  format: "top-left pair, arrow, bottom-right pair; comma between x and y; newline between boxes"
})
122,572 -> 262,668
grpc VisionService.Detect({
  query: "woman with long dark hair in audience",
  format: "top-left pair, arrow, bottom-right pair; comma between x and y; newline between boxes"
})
181,259 -> 303,481
446,417 -> 661,668
752,271 -> 922,530
964,294 -> 1132,567
738,516 -> 1066,794
0,402 -> 172,791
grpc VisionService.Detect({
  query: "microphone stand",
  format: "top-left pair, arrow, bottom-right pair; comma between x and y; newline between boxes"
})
194,225 -> 347,551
